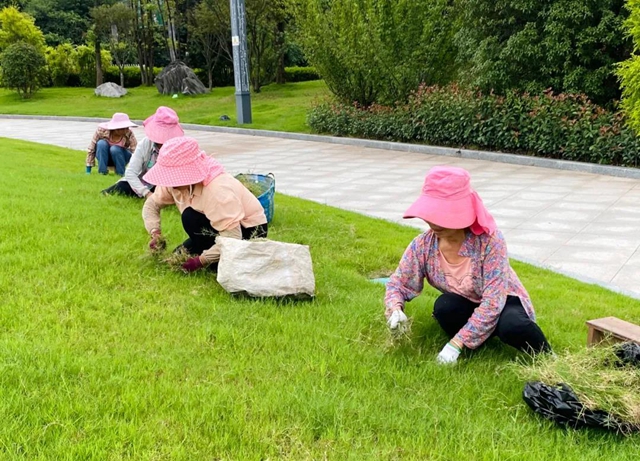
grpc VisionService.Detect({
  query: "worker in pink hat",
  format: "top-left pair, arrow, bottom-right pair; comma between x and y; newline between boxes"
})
101,107 -> 184,197
86,112 -> 138,175
141,136 -> 268,273
385,166 -> 550,364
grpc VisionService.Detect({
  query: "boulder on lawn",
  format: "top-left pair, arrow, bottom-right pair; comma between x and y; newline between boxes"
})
95,82 -> 127,98
155,60 -> 207,96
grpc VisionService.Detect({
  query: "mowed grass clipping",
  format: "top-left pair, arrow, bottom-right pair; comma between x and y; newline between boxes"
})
0,138 -> 639,459
0,81 -> 328,133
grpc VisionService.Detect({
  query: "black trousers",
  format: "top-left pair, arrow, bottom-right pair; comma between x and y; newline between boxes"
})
181,207 -> 268,255
101,181 -> 154,198
432,292 -> 551,353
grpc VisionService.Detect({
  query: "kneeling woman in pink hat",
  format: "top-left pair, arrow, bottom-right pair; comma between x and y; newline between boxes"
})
101,107 -> 184,197
86,113 -> 138,175
141,136 -> 268,272
385,167 -> 550,364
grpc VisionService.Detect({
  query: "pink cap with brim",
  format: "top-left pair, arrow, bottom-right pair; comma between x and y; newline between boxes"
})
143,136 -> 211,187
403,166 -> 497,235
98,112 -> 137,130
143,106 -> 184,144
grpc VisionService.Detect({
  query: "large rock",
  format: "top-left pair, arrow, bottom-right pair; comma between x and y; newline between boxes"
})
95,82 -> 127,98
155,60 -> 207,96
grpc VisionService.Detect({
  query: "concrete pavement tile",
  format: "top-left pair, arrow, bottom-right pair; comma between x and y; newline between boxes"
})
562,194 -> 621,204
543,261 -> 622,283
519,219 -> 589,232
580,221 -> 640,237
531,209 -> 601,222
512,191 -> 568,201
609,269 -> 640,298
508,243 -> 565,261
564,234 -> 639,251
545,245 -> 636,265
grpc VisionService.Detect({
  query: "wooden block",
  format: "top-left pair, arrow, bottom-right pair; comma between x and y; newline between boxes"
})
585,316 -> 640,346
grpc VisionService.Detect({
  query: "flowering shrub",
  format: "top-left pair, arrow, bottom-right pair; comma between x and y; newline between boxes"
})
308,85 -> 640,167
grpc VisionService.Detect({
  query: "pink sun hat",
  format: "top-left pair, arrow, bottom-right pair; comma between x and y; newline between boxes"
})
143,136 -> 225,188
99,112 -> 137,130
143,106 -> 184,144
403,166 -> 497,235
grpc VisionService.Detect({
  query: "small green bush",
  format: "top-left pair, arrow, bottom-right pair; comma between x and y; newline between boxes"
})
0,41 -> 46,98
45,44 -> 78,87
76,45 -> 112,87
284,66 -> 320,83
308,85 -> 640,168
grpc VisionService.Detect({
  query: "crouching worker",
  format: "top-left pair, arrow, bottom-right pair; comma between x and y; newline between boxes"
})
141,136 -> 268,272
86,113 -> 138,175
385,166 -> 550,364
102,107 -> 184,198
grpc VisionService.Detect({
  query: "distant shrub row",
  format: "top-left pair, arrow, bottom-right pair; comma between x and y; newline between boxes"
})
308,84 -> 640,168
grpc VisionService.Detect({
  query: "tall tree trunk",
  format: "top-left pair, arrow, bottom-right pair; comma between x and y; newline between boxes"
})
95,39 -> 103,86
120,68 -> 125,87
275,21 -> 286,84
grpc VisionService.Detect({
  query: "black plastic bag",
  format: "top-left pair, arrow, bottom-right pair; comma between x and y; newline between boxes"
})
523,382 -> 638,434
614,342 -> 640,366
523,342 -> 640,434
523,382 -> 639,435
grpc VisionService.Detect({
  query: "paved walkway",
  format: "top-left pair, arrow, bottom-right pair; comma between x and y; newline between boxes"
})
3,118 -> 640,297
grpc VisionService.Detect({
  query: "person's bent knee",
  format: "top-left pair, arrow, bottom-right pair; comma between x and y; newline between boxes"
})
433,293 -> 462,319
110,145 -> 123,157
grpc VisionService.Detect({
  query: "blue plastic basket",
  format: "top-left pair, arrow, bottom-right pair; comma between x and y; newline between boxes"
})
235,173 -> 275,223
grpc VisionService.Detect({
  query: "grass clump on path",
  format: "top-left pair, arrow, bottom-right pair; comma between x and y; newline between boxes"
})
0,81 -> 328,133
1,137 -> 640,458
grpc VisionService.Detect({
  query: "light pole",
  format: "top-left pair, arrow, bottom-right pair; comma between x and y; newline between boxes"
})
230,0 -> 252,124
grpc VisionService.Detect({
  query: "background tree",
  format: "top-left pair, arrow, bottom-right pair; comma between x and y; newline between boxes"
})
0,41 -> 46,97
0,5 -> 45,52
129,0 -> 159,85
617,0 -> 640,130
25,0 -> 89,46
188,0 -> 232,89
293,0 -> 459,105
45,42 -> 78,86
245,0 -> 282,92
156,0 -> 179,62
456,0 -> 632,105
92,2 -> 134,87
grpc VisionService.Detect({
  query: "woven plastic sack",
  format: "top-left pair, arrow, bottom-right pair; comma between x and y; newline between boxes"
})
216,237 -> 315,298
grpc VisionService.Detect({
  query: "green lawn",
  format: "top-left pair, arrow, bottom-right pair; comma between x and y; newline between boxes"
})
0,81 -> 329,133
1,138 -> 639,459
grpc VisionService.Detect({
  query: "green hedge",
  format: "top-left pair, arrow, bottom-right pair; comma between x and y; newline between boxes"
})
284,66 -> 320,83
103,66 -> 164,88
308,85 -> 640,168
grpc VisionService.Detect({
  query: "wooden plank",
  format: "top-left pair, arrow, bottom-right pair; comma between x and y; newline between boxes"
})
585,316 -> 640,346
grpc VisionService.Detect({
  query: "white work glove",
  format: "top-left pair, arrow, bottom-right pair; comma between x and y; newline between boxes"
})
436,342 -> 462,365
387,309 -> 408,331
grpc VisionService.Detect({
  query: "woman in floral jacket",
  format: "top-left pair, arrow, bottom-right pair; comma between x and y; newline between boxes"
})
385,166 -> 550,364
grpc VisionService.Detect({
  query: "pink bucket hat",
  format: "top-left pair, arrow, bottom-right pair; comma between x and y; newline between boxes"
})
143,106 -> 184,144
143,136 -> 225,188
403,166 -> 497,235
99,113 -> 137,130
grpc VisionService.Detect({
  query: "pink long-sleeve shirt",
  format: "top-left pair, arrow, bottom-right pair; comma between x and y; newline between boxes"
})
384,230 -> 536,349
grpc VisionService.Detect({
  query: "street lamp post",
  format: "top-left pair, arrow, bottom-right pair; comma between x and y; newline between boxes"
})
230,0 -> 252,124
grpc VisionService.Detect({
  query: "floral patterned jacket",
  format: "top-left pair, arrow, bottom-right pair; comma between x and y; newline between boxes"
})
384,230 -> 535,349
